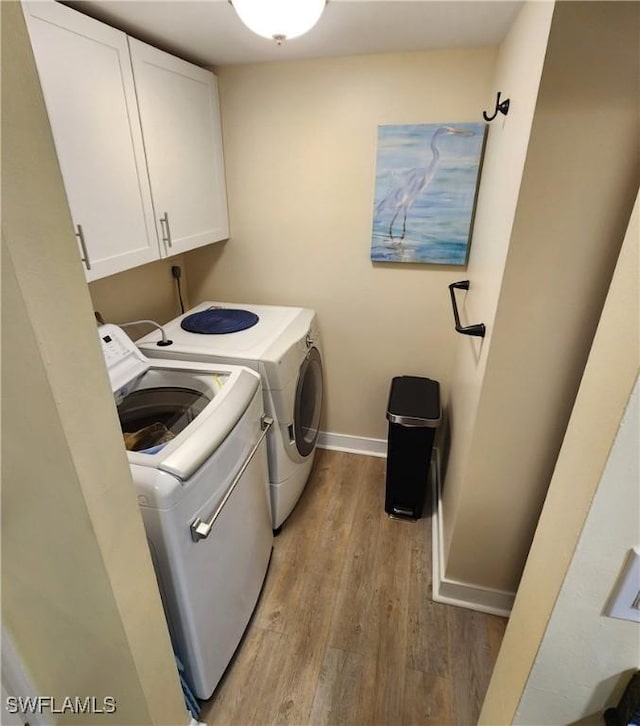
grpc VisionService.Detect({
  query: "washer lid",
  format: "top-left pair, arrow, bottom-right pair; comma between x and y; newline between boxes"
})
124,365 -> 259,481
98,324 -> 261,481
118,378 -> 215,455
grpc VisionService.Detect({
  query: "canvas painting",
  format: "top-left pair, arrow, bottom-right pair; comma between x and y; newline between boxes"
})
371,122 -> 486,265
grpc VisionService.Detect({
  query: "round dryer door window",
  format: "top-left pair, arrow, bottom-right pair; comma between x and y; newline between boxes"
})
294,347 -> 323,458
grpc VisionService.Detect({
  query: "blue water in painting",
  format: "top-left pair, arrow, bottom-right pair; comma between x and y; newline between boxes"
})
371,123 -> 485,265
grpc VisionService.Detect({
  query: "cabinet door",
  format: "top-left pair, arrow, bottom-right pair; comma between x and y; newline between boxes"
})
129,38 -> 229,256
23,2 -> 160,281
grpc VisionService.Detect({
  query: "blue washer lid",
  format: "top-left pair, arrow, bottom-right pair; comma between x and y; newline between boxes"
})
180,308 -> 259,334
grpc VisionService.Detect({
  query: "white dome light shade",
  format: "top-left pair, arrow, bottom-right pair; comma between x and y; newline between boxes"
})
232,0 -> 326,42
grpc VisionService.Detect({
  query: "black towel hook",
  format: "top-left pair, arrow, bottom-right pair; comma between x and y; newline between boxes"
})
483,91 -> 510,123
448,281 -> 486,337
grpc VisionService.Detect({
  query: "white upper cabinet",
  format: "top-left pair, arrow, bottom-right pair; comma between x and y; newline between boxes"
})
22,1 -> 160,282
129,39 -> 229,256
23,1 -> 229,282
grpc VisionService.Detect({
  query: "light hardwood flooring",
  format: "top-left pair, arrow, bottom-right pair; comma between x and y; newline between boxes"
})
201,449 -> 506,726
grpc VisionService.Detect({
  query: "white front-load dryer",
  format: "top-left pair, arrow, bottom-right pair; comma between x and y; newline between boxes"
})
137,302 -> 324,530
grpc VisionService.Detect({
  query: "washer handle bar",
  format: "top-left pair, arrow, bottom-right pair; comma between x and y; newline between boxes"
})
190,415 -> 273,543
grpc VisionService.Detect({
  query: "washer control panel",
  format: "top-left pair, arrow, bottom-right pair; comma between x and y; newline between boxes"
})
99,324 -> 149,398
101,328 -> 133,366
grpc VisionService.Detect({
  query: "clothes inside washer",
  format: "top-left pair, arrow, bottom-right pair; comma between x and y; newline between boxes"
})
118,386 -> 210,452
123,422 -> 175,452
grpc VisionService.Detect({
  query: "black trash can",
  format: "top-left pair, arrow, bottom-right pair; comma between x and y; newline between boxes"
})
385,375 -> 441,520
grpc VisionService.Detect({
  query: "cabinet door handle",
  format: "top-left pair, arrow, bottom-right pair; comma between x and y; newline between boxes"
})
159,212 -> 173,248
75,224 -> 91,270
190,416 -> 273,542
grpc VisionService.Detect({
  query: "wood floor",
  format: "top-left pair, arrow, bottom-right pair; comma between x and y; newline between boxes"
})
201,449 -> 506,726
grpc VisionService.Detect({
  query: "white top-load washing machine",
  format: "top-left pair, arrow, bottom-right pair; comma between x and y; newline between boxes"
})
137,302 -> 324,530
99,324 -> 273,699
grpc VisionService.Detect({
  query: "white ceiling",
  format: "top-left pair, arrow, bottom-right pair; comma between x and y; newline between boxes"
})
64,1 -> 523,67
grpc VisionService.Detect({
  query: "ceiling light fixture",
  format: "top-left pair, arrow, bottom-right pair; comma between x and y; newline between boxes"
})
231,0 -> 326,45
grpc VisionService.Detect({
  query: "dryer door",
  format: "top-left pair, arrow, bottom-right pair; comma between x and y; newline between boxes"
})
293,346 -> 323,458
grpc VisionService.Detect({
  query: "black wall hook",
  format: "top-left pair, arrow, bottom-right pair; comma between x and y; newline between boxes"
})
483,91 -> 510,122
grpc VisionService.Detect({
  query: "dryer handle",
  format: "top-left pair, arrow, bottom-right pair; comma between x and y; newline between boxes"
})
190,416 -> 273,543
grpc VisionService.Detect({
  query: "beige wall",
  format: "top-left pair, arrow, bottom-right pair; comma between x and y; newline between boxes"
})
480,193 -> 639,723
441,0 -> 554,572
184,48 -> 497,438
443,1 -> 640,594
89,255 -> 190,340
1,4 -> 188,724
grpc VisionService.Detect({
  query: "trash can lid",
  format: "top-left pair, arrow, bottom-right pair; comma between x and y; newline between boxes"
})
386,375 -> 441,427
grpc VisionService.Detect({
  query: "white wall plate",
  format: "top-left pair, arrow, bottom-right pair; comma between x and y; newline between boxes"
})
605,547 -> 640,622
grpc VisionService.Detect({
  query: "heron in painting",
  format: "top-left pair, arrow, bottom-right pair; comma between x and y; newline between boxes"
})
376,125 -> 473,242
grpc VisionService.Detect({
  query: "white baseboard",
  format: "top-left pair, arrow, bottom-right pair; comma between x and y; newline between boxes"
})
431,451 -> 514,618
317,431 -> 387,458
